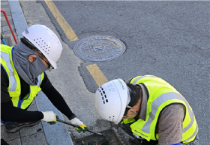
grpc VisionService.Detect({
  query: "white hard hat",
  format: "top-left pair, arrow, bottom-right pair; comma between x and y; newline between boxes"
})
94,79 -> 130,124
22,25 -> 63,69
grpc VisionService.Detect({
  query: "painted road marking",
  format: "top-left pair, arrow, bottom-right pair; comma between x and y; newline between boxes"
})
86,64 -> 108,87
45,0 -> 78,41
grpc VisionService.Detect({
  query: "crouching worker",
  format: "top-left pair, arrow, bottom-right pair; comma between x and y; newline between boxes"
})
1,25 -> 88,134
94,75 -> 199,145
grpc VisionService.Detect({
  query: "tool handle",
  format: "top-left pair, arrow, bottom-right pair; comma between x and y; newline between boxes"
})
57,119 -> 78,127
57,119 -> 102,136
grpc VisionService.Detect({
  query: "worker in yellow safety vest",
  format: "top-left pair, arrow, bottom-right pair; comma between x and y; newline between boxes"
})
94,76 -> 199,145
1,25 -> 88,134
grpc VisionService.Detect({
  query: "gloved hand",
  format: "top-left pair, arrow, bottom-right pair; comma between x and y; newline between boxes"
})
42,111 -> 58,125
69,117 -> 89,133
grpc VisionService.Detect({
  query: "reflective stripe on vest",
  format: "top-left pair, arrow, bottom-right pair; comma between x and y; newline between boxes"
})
37,75 -> 41,87
1,51 -> 42,91
17,75 -> 42,108
184,124 -> 198,142
142,92 -> 197,142
131,75 -> 158,84
1,51 -> 17,92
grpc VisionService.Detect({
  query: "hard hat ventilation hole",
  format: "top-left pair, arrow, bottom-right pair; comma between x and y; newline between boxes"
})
106,99 -> 108,103
102,97 -> 104,100
103,101 -> 105,104
104,95 -> 107,98
103,91 -> 105,94
109,116 -> 115,119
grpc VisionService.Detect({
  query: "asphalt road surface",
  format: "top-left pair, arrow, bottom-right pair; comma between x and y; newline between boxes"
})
41,1 -> 210,144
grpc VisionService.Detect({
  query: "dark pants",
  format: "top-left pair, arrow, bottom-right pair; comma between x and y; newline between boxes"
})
118,123 -> 158,145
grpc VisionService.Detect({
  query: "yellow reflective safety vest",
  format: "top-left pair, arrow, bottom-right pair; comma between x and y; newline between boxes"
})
123,75 -> 198,143
1,44 -> 44,109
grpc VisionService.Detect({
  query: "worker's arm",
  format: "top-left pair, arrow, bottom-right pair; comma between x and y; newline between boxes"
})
41,74 -> 89,132
1,66 -> 43,122
1,101 -> 43,122
41,73 -> 75,120
157,104 -> 184,145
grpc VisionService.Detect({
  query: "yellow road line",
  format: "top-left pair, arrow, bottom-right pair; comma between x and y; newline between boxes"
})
86,64 -> 108,87
45,0 -> 78,41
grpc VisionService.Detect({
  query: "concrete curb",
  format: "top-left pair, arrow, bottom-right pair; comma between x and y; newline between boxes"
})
36,92 -> 74,145
8,0 -> 74,144
8,0 -> 27,41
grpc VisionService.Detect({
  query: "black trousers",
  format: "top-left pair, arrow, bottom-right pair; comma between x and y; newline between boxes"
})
118,123 -> 158,145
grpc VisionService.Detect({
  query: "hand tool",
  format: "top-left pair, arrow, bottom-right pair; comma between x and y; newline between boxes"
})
57,118 -> 103,136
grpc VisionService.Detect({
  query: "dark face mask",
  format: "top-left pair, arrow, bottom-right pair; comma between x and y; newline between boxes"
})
12,41 -> 48,85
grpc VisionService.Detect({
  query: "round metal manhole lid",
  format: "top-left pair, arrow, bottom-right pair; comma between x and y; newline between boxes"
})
73,36 -> 126,61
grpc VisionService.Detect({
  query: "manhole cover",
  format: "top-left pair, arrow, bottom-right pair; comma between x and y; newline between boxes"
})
74,129 -> 121,145
73,36 -> 126,61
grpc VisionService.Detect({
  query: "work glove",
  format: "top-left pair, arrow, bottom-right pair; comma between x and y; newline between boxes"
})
42,111 -> 58,125
69,117 -> 89,133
